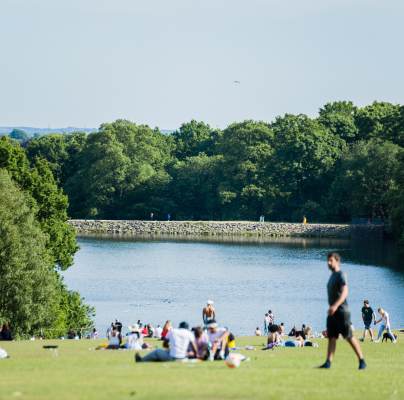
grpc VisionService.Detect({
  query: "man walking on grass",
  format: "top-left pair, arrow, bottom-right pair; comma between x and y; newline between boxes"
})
319,252 -> 366,370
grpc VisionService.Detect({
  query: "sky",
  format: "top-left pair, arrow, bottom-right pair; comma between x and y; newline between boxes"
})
1,0 -> 404,130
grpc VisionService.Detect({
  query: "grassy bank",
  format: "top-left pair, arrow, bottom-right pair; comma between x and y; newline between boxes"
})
0,335 -> 403,400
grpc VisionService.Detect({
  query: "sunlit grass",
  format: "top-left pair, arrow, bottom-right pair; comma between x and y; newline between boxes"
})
0,334 -> 403,400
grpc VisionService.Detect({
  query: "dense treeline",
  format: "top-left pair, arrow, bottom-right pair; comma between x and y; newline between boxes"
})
0,138 -> 94,337
17,100 -> 404,247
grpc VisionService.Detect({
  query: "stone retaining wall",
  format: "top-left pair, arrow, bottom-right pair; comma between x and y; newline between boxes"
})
68,220 -> 384,239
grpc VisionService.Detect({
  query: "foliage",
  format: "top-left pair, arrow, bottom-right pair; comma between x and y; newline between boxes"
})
0,170 -> 59,337
0,138 -> 93,337
172,120 -> 220,159
64,120 -> 173,218
22,101 -> 404,249
9,128 -> 29,142
0,137 -> 77,269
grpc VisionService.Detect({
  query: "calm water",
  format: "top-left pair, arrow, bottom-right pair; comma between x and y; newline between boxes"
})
63,236 -> 404,336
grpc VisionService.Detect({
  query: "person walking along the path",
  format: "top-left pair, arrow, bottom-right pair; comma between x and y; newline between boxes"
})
319,252 -> 366,370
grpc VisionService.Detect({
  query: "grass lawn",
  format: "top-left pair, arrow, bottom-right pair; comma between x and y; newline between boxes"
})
0,334 -> 403,400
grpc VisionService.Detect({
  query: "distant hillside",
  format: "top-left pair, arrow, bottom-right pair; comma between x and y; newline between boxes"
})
0,127 -> 174,137
0,126 -> 97,137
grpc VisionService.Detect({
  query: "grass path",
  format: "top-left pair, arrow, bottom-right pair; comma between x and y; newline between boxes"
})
0,335 -> 403,400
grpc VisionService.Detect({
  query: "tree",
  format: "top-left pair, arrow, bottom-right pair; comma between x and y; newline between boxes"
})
66,120 -> 173,219
270,114 -> 346,220
327,140 -> 400,221
0,170 -> 60,336
169,154 -> 223,219
318,101 -> 358,143
9,128 -> 29,142
217,120 -> 277,219
388,149 -> 404,248
172,120 -> 220,159
355,101 -> 401,143
0,137 -> 77,269
26,132 -> 87,185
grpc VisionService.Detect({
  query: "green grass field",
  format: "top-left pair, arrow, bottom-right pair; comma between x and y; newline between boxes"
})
0,335 -> 403,400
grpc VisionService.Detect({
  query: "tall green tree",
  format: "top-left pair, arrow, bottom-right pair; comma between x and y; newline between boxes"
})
217,120 -> 276,219
318,101 -> 358,143
66,120 -> 173,218
0,137 -> 77,269
355,101 -> 401,143
0,170 -> 60,336
169,154 -> 223,219
327,140 -> 400,221
270,114 -> 346,220
172,120 -> 220,159
26,132 -> 87,185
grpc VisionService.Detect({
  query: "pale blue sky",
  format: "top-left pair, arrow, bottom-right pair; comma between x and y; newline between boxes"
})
1,0 -> 403,129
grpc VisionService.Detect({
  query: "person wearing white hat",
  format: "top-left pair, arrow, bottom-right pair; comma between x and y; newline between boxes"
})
125,324 -> 144,350
202,300 -> 216,328
206,320 -> 229,361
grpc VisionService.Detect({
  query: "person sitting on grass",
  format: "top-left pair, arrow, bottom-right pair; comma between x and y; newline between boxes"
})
188,327 -> 209,360
255,327 -> 262,336
206,320 -> 229,361
107,327 -> 121,349
161,320 -> 172,339
264,324 -> 281,349
125,324 -> 150,350
287,326 -> 296,337
227,333 -> 236,350
135,321 -> 197,362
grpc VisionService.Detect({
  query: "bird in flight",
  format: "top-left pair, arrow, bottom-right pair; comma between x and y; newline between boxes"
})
233,80 -> 241,84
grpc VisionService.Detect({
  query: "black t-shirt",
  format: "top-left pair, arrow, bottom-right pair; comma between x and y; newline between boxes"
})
327,270 -> 348,312
362,306 -> 374,322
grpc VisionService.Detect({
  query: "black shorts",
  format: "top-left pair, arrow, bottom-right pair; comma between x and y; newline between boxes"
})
327,309 -> 352,339
364,320 -> 372,329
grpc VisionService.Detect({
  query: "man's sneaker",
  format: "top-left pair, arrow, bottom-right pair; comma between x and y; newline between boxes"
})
135,353 -> 142,362
318,360 -> 331,369
374,339 -> 380,343
358,359 -> 367,370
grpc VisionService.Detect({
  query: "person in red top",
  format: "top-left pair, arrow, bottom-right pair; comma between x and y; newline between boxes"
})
161,320 -> 172,339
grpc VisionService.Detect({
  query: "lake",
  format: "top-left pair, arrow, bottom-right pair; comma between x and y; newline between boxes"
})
63,236 -> 404,336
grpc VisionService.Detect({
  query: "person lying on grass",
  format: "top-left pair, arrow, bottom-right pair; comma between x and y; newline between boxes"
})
135,321 -> 197,362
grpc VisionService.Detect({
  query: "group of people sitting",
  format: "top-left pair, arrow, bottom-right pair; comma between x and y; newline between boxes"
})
135,320 -> 235,362
104,319 -> 155,350
264,323 -> 317,348
261,310 -> 317,349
